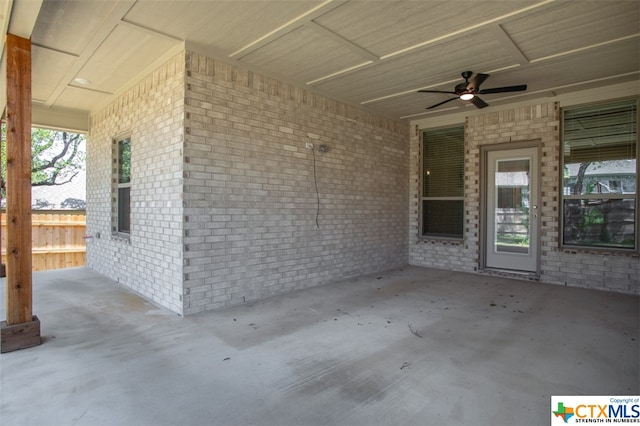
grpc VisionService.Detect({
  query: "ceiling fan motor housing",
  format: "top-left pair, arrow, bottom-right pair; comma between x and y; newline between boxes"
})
455,82 -> 470,95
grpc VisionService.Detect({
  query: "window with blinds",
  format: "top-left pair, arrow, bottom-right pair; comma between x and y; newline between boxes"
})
421,126 -> 465,238
561,98 -> 638,250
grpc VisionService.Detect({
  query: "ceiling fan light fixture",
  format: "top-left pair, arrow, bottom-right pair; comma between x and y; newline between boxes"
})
459,93 -> 474,101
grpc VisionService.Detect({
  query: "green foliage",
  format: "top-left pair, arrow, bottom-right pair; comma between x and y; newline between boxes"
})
581,207 -> 604,227
118,138 -> 131,184
496,233 -> 530,247
1,124 -> 86,198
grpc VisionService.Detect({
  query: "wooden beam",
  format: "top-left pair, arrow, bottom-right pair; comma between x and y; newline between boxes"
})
2,34 -> 40,353
2,34 -> 40,352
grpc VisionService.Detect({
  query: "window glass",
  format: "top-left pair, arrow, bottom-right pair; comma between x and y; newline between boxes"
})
422,126 -> 464,238
118,187 -> 130,233
562,99 -> 637,249
118,139 -> 131,184
114,137 -> 131,234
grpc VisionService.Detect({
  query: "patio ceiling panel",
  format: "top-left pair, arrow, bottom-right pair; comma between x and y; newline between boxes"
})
501,1 -> 640,61
313,0 -> 541,58
53,86 -> 112,112
363,91 -> 458,121
311,29 -> 514,104
239,25 -> 368,84
30,0 -> 119,56
490,37 -> 640,95
72,24 -> 179,95
32,45 -> 76,103
123,0 -> 326,55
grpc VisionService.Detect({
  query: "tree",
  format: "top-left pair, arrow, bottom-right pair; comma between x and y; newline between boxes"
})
0,124 -> 86,198
573,162 -> 591,195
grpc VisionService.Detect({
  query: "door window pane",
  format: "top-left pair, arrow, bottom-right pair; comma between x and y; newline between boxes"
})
495,159 -> 530,254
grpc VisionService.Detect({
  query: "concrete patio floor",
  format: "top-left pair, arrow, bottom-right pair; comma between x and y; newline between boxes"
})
1,266 -> 638,426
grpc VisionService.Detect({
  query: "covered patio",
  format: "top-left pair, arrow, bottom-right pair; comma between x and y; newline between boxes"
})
1,266 -> 637,426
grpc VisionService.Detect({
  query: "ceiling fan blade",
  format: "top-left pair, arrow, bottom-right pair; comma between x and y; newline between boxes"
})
467,73 -> 489,92
470,96 -> 488,109
478,84 -> 527,94
427,97 -> 458,109
418,89 -> 457,95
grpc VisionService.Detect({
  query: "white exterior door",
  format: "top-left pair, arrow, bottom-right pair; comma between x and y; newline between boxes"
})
486,147 -> 539,272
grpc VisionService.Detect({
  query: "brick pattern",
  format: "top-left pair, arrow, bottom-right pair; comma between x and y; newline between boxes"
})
86,52 -> 186,314
410,103 -> 639,295
182,51 -> 409,314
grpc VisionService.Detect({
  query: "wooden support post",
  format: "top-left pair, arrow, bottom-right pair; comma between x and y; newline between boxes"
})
0,191 -> 5,278
1,34 -> 40,353
1,120 -> 5,278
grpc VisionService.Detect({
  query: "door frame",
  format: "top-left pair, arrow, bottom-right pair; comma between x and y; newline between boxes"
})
480,140 -> 542,275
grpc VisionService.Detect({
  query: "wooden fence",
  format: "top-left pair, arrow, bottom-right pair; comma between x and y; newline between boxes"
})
1,211 -> 86,271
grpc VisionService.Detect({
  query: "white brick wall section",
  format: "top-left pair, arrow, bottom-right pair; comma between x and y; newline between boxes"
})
86,52 -> 186,315
182,51 -> 409,315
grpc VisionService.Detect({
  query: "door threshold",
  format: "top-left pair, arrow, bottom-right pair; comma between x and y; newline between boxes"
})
480,268 -> 540,281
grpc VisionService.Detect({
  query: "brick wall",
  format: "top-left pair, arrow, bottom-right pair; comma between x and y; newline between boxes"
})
87,49 -> 635,315
86,50 -> 408,316
182,51 -> 409,314
86,52 -> 186,314
410,103 -> 639,295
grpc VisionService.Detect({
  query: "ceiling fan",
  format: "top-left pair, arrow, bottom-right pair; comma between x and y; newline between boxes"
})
419,71 -> 527,110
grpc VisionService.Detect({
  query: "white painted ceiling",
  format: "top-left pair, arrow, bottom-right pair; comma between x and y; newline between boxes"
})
3,0 -> 640,127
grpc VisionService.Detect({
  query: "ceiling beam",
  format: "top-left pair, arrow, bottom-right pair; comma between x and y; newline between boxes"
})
0,0 -> 13,37
7,0 -> 43,38
530,33 -> 640,63
31,43 -> 79,59
118,19 -> 183,43
306,60 -> 374,86
32,104 -> 89,132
